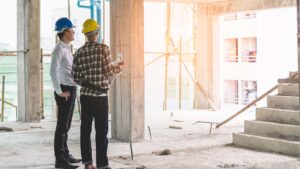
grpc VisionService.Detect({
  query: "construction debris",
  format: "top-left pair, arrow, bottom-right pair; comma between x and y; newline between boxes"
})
173,119 -> 184,122
0,127 -> 13,132
1,152 -> 19,157
119,155 -> 130,160
217,163 -> 240,168
30,126 -> 42,129
152,149 -> 171,156
169,125 -> 182,129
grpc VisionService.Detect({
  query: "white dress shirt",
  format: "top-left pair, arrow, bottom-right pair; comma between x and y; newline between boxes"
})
50,40 -> 76,95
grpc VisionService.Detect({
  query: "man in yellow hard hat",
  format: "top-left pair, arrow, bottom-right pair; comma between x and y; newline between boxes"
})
72,19 -> 124,169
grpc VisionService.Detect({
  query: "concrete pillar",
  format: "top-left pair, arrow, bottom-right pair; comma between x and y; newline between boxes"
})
17,0 -> 41,122
194,8 -> 221,109
110,0 -> 144,141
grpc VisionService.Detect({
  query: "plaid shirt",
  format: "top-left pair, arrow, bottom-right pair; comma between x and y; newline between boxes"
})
72,42 -> 122,97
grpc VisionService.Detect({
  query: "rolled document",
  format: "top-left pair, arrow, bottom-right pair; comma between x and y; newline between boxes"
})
112,53 -> 123,66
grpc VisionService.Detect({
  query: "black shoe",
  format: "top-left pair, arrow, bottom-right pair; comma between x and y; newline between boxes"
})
68,154 -> 82,163
55,161 -> 79,169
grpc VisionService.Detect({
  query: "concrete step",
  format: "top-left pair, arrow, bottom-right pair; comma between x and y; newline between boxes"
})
233,132 -> 300,156
267,95 -> 299,110
278,83 -> 299,96
289,71 -> 299,78
256,107 -> 300,125
245,120 -> 300,141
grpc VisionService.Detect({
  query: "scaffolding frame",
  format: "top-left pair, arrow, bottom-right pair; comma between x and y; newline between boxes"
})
145,2 -> 201,111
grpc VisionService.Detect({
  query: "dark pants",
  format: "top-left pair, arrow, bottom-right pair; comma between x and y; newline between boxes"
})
80,95 -> 109,167
54,84 -> 77,162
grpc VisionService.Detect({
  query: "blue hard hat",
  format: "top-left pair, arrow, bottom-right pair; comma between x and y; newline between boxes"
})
55,17 -> 75,33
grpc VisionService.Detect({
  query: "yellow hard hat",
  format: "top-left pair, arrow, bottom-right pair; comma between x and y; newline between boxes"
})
82,19 -> 99,34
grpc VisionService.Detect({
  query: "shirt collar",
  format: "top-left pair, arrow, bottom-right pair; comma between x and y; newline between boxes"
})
85,41 -> 97,45
59,40 -> 71,49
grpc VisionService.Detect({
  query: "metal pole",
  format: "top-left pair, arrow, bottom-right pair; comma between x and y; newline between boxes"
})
192,5 -> 197,109
179,37 -> 182,109
163,0 -> 171,111
40,49 -> 45,119
16,107 -> 18,120
76,94 -> 81,118
90,0 -> 95,19
102,0 -> 105,43
129,141 -> 134,160
209,123 -> 213,135
297,0 -> 300,126
1,76 -> 5,122
148,126 -> 152,140
96,0 -> 102,43
68,0 -> 71,19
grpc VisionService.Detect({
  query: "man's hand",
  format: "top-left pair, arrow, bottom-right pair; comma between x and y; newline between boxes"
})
118,61 -> 125,69
59,91 -> 70,101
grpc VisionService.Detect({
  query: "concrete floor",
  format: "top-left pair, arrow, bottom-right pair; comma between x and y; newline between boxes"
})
0,109 -> 300,169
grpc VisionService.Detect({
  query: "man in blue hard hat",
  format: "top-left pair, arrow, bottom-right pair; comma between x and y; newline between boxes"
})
50,17 -> 81,169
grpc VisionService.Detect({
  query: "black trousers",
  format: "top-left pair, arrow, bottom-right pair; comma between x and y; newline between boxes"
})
54,84 -> 77,162
80,95 -> 109,167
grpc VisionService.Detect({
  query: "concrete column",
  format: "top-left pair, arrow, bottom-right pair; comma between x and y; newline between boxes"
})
17,0 -> 41,122
194,8 -> 221,109
110,0 -> 144,141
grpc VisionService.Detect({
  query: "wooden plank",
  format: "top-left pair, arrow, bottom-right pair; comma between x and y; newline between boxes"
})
216,85 -> 278,128
0,99 -> 17,108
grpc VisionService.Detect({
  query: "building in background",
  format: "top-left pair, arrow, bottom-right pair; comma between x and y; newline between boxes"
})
221,7 -> 297,108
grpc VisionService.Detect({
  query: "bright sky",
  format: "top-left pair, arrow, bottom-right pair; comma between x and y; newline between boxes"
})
0,0 -> 17,49
0,0 -> 76,49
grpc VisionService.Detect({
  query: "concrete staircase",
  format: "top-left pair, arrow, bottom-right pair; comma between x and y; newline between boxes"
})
233,82 -> 300,156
